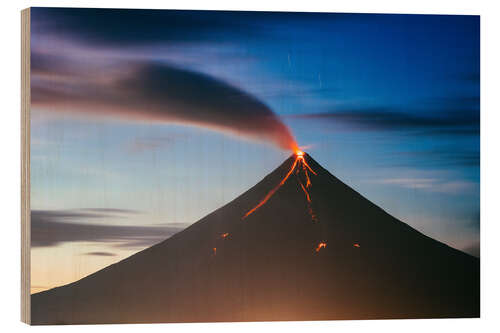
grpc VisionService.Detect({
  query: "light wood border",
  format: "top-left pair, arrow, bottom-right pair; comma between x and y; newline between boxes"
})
21,7 -> 31,325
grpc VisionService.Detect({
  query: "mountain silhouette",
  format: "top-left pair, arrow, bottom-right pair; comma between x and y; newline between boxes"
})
31,154 -> 479,324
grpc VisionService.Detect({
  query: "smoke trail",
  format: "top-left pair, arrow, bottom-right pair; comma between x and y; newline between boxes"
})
31,56 -> 298,152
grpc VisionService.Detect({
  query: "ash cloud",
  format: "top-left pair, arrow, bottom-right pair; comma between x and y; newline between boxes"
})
31,56 -> 297,151
31,8 -> 296,150
29,8 -> 302,251
30,8 -> 298,152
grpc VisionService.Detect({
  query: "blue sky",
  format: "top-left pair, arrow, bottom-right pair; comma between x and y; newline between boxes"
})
29,8 -> 479,292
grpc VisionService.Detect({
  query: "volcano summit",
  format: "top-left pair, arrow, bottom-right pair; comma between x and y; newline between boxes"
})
31,154 -> 480,324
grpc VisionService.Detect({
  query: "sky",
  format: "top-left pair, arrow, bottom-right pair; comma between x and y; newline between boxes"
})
30,8 -> 480,293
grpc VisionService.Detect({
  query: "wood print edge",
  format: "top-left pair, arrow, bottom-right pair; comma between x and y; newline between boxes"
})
21,7 -> 31,325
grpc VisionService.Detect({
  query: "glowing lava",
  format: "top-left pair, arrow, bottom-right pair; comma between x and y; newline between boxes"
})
242,150 -> 318,222
295,153 -> 317,222
242,156 -> 300,219
315,242 -> 327,253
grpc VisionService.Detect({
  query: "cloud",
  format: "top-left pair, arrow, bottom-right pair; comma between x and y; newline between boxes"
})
31,8 -> 259,47
31,209 -> 188,249
370,177 -> 477,194
79,208 -> 142,215
394,150 -> 479,167
291,93 -> 479,139
373,177 -> 438,189
83,252 -> 117,257
31,209 -> 111,221
31,8 -> 348,48
292,106 -> 479,135
31,57 -> 297,151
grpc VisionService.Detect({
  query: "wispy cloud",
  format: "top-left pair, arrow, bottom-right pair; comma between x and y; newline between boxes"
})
79,208 -> 141,215
292,105 -> 479,136
393,150 -> 479,167
32,8 -> 260,47
290,93 -> 479,138
31,209 -> 188,249
83,251 -> 117,257
370,177 -> 477,194
373,177 -> 438,189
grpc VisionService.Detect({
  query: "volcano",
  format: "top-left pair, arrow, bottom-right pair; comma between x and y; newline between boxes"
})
31,154 -> 480,324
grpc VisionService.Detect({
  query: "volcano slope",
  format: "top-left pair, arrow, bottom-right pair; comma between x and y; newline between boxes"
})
31,154 -> 479,324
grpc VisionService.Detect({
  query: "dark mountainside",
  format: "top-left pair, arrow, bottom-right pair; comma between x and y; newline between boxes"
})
31,154 -> 479,324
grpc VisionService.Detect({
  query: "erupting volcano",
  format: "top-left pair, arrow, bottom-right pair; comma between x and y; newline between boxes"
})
31,153 -> 479,325
243,150 -> 317,222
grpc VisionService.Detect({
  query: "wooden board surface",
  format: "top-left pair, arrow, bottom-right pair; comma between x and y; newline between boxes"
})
21,7 -> 30,325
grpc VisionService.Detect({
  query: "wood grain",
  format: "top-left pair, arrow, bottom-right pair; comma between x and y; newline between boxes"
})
21,7 -> 31,325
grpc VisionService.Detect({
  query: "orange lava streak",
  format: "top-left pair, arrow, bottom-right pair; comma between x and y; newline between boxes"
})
279,157 -> 300,187
242,157 -> 299,219
302,163 -> 312,188
315,242 -> 327,252
299,178 -> 317,222
242,152 -> 318,220
298,179 -> 311,203
301,157 -> 317,175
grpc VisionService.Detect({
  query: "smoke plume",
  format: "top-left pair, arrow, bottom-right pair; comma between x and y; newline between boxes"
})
31,56 -> 298,151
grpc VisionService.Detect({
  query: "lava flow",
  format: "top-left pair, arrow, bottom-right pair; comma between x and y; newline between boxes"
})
315,242 -> 327,253
242,150 -> 318,222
